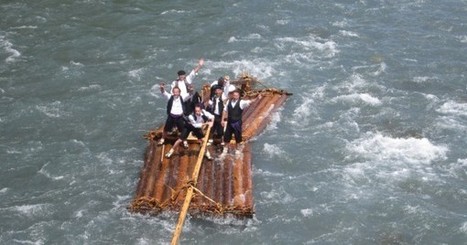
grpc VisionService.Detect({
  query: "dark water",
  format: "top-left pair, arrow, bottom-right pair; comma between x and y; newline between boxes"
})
1,1 -> 466,244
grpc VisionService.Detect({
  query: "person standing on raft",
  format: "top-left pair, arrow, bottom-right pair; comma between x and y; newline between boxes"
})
165,104 -> 214,160
207,86 -> 227,144
158,84 -> 190,145
170,58 -> 204,97
221,90 -> 261,153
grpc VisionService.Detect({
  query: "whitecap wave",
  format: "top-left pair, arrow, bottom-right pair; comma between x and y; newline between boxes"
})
437,100 -> 467,117
460,221 -> 467,233
332,93 -> 382,106
10,25 -> 38,30
78,84 -> 101,92
275,35 -> 339,58
339,30 -> 359,37
10,204 -> 51,217
347,132 -> 448,165
263,143 -> 285,158
160,9 -> 187,15
38,162 -> 64,181
300,208 -> 314,217
1,35 -> 21,63
36,101 -> 68,118
129,68 -> 144,80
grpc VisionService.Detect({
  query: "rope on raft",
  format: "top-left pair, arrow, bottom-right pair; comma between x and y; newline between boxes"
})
129,179 -> 253,216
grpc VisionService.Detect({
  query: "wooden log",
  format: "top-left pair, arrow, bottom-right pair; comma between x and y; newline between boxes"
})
223,154 -> 233,207
232,148 -> 244,209
135,142 -> 155,199
171,124 -> 212,245
242,144 -> 254,216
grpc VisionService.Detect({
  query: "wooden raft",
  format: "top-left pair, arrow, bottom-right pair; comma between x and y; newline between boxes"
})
129,83 -> 290,217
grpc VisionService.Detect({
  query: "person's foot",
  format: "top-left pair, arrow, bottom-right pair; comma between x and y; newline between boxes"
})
205,151 -> 213,160
183,141 -> 189,149
157,138 -> 165,145
165,149 -> 174,158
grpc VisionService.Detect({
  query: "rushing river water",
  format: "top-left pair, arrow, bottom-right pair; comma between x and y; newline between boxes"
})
1,1 -> 466,244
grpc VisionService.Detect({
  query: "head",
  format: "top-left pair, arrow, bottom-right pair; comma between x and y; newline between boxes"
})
232,90 -> 240,100
223,75 -> 230,83
214,86 -> 223,97
187,83 -> 194,93
194,104 -> 202,115
177,70 -> 186,81
217,77 -> 225,87
172,86 -> 181,97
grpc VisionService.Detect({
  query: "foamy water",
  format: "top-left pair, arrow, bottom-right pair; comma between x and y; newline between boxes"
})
1,0 -> 467,244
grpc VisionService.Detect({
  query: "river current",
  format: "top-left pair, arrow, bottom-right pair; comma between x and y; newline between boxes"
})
1,1 -> 466,244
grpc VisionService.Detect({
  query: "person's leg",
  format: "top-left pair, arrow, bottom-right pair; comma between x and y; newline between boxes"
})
159,116 -> 174,145
233,121 -> 242,144
222,123 -> 233,154
165,138 -> 182,158
175,117 -> 185,134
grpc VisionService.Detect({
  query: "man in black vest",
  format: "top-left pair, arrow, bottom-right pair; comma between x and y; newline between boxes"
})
158,84 -> 190,145
208,86 -> 226,143
221,90 -> 261,153
165,104 -> 214,159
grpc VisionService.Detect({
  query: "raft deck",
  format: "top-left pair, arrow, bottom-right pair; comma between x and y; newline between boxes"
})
129,85 -> 290,217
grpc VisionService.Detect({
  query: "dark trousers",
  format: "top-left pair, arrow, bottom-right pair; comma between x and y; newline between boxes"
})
180,124 -> 204,140
164,114 -> 185,133
224,120 -> 242,143
211,114 -> 223,139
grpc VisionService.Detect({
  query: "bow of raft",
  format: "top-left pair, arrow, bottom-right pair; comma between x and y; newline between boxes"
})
129,74 -> 291,218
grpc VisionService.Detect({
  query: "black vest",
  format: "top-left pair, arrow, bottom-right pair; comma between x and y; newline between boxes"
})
167,96 -> 186,115
211,96 -> 224,116
227,99 -> 243,122
184,92 -> 201,116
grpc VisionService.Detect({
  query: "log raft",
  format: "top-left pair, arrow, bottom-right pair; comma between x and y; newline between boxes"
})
129,75 -> 291,218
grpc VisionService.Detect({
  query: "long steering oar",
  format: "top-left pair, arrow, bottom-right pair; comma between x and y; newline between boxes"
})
171,123 -> 213,245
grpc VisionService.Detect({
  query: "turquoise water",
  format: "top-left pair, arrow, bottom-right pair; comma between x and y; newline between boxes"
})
1,1 -> 466,244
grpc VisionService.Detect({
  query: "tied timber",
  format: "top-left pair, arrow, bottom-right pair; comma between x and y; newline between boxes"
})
129,74 -> 291,243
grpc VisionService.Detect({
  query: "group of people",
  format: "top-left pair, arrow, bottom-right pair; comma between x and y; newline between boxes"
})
157,58 -> 261,160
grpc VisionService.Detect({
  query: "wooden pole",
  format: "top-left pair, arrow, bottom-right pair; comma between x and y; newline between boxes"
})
171,124 -> 212,245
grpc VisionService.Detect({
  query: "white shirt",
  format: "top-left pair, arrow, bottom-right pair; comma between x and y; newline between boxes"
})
223,99 -> 252,112
162,91 -> 190,115
209,96 -> 224,115
171,69 -> 197,96
188,109 -> 214,128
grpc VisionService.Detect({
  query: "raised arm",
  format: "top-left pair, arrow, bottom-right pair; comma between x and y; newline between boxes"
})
160,83 -> 171,100
186,58 -> 204,85
193,58 -> 204,74
240,93 -> 262,109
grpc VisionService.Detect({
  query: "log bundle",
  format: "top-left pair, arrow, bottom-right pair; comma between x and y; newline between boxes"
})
129,87 -> 290,217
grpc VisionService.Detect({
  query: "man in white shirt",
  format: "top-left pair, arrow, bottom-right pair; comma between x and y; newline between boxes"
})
170,58 -> 204,97
208,86 -> 227,143
165,104 -> 214,160
221,90 -> 261,153
158,84 -> 191,145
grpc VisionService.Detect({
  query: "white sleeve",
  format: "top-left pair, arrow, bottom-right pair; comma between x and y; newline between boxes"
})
185,70 -> 196,84
170,80 -> 178,94
162,90 -> 172,100
240,100 -> 252,110
202,109 -> 214,120
210,80 -> 218,87
189,115 -> 203,128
